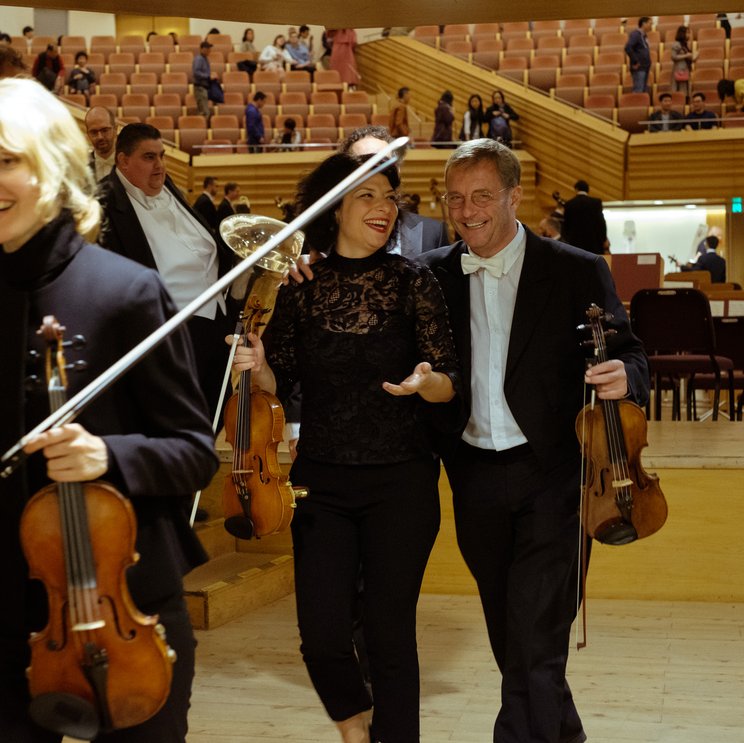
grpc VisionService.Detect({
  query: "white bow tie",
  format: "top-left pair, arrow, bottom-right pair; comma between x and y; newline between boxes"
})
461,252 -> 505,278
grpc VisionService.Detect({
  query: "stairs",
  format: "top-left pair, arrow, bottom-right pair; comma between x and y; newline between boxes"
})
183,446 -> 296,630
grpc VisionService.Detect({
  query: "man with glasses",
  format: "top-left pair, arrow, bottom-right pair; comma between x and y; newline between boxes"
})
84,106 -> 116,182
420,139 -> 649,743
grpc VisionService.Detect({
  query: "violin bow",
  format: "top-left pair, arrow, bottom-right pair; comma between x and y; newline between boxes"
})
1,137 -> 411,478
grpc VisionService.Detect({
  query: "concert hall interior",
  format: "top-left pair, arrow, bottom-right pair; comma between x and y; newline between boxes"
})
2,1 -> 744,741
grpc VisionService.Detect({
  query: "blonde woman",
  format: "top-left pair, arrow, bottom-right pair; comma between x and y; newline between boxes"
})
0,77 -> 217,742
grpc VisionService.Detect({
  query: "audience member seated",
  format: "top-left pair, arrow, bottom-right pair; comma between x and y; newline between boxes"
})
67,50 -> 95,102
685,92 -> 719,130
649,92 -> 684,132
680,235 -> 726,283
240,28 -> 257,53
484,89 -> 519,147
259,35 -> 292,78
32,43 -> 64,92
274,117 -> 302,150
285,29 -> 315,75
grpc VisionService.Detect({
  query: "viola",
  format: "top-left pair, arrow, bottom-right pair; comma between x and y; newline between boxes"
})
575,304 -> 668,545
20,316 -> 175,740
222,296 -> 307,540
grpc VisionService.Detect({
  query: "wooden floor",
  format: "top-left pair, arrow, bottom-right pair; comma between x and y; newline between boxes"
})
183,417 -> 744,742
186,594 -> 744,742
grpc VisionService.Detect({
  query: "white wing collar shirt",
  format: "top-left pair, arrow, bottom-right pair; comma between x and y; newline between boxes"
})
117,170 -> 225,320
462,220 -> 528,451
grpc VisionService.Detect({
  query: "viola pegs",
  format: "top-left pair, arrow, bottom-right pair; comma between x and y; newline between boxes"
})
65,360 -> 88,373
63,334 -> 86,350
24,374 -> 42,391
27,348 -> 41,362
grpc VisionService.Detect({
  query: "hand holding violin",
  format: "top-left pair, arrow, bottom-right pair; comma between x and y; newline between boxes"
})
382,361 -> 455,402
23,423 -> 108,482
584,359 -> 628,399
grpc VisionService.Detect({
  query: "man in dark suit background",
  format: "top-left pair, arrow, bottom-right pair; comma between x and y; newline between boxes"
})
682,235 -> 727,283
561,179 -> 608,255
193,175 -> 220,233
420,139 -> 648,743
97,123 -> 235,422
216,182 -> 242,225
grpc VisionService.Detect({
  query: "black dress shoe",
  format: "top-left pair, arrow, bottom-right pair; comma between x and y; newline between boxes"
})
194,507 -> 209,522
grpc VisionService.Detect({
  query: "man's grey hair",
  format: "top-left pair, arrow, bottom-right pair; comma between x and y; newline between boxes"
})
445,138 -> 521,188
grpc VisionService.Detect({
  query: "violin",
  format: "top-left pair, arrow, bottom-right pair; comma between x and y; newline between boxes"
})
222,297 -> 307,540
575,305 -> 668,545
20,317 -> 175,740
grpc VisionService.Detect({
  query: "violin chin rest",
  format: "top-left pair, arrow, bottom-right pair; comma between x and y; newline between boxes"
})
596,519 -> 638,546
29,692 -> 100,740
224,514 -> 256,540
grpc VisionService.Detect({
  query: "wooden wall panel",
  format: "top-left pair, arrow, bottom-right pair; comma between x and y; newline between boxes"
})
357,37 -> 628,209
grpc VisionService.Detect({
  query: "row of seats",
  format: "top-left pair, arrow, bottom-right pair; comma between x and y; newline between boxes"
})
457,54 -> 742,95
65,90 -> 377,127
530,67 -> 744,103
10,32 -> 242,61
442,35 -> 743,68
21,50 -> 257,82
412,16 -> 733,45
121,112 -> 389,154
68,70 -> 350,105
578,95 -> 744,131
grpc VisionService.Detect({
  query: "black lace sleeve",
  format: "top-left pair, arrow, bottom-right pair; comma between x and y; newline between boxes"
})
409,264 -> 461,393
262,281 -> 301,404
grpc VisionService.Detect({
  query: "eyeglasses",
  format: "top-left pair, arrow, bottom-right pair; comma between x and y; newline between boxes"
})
441,187 -> 509,209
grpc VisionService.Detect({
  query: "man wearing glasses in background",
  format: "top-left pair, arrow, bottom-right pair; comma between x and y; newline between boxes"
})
420,139 -> 649,743
84,106 -> 117,182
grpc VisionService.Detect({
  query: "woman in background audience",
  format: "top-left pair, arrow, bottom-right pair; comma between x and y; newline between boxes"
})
432,90 -> 455,148
459,93 -> 485,141
671,25 -> 696,101
329,28 -> 359,88
259,34 -> 292,78
484,89 -> 519,148
240,27 -> 256,53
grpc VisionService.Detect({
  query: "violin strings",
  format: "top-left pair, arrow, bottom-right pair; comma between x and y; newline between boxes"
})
594,320 -> 632,506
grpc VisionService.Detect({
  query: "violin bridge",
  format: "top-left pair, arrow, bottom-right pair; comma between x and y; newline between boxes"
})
611,478 -> 634,489
72,620 -> 106,631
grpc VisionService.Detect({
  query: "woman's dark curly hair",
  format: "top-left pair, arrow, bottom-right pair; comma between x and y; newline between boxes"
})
295,152 -> 401,253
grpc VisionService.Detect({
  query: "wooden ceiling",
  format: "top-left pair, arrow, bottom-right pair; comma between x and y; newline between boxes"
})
21,0 -> 727,29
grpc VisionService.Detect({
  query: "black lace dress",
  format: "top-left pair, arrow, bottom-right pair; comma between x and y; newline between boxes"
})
263,247 -> 460,465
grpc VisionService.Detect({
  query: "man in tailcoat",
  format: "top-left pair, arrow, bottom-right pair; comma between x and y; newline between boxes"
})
97,123 -> 236,421
420,139 -> 649,743
561,180 -> 607,256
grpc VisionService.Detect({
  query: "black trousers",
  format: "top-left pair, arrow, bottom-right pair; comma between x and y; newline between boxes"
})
0,591 -> 196,743
289,455 -> 440,743
186,312 -> 232,424
445,443 -> 585,743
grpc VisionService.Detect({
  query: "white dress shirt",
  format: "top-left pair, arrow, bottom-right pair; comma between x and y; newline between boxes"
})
93,151 -> 116,182
117,170 -> 225,320
463,221 -> 529,451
